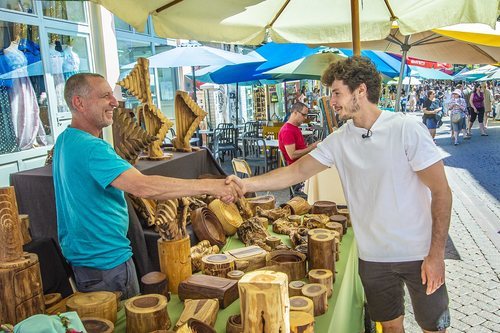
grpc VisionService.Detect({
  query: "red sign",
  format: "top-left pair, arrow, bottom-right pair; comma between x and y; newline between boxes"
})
407,57 -> 452,70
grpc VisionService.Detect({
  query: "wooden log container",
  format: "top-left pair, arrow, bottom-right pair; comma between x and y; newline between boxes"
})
265,236 -> 282,250
336,208 -> 351,228
329,215 -> 347,235
308,231 -> 335,274
66,291 -> 117,324
238,270 -> 290,333
227,270 -> 245,280
175,298 -> 219,330
124,294 -> 170,333
246,195 -> 275,215
178,275 -> 238,309
81,317 -> 115,333
0,253 -> 45,325
201,253 -> 235,277
309,269 -> 334,297
281,197 -> 311,215
301,283 -> 328,316
226,245 -> 267,272
324,222 -> 342,241
158,236 -> 192,294
289,280 -> 307,297
287,215 -> 302,223
141,271 -> 170,300
208,199 -> 243,236
290,311 -> 315,333
289,296 -> 314,317
266,250 -> 307,282
226,314 -> 243,333
191,207 -> 226,247
312,200 -> 337,216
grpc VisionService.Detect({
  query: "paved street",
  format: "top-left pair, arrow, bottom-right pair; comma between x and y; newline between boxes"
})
403,114 -> 500,332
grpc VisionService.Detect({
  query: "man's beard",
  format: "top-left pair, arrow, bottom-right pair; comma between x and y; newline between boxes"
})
338,95 -> 360,121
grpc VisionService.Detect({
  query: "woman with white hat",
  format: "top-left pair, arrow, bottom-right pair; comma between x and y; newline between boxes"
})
447,89 -> 468,145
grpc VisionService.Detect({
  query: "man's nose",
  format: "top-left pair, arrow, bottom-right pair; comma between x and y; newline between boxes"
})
110,95 -> 119,107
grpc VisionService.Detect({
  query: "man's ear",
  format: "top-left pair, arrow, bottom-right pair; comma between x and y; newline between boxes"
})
71,95 -> 84,112
357,83 -> 367,98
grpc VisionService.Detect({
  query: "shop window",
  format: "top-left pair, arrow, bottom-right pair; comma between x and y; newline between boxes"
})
42,1 -> 86,23
0,0 -> 35,14
47,33 -> 90,113
114,16 -> 149,34
0,22 -> 50,154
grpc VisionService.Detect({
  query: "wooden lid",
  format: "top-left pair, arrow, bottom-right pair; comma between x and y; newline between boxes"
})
191,207 -> 226,247
81,317 -> 114,333
309,269 -> 333,279
289,280 -> 307,289
301,283 -> 328,297
310,232 -> 335,242
202,253 -> 234,264
141,271 -> 167,284
307,228 -> 331,237
329,215 -> 347,223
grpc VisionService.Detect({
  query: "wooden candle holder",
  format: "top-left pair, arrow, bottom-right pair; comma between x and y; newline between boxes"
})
309,269 -> 334,297
226,314 -> 243,333
290,311 -> 315,333
308,232 -> 335,274
267,250 -> 307,281
0,186 -> 24,262
312,200 -> 337,216
227,270 -> 245,280
289,296 -> 314,316
81,317 -> 114,333
226,245 -> 268,272
246,195 -> 275,215
289,280 -> 307,297
329,215 -> 347,235
281,197 -> 311,215
125,294 -> 171,332
141,271 -> 170,300
301,283 -> 328,316
66,291 -> 117,323
336,208 -> 351,228
158,236 -> 192,294
201,253 -> 235,277
265,236 -> 282,250
325,222 -> 343,241
238,270 -> 290,333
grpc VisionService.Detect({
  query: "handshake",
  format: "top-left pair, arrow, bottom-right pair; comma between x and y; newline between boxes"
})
211,175 -> 247,203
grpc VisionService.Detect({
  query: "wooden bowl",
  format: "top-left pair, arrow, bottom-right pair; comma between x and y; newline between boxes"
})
208,199 -> 243,235
191,207 -> 226,247
266,249 -> 307,281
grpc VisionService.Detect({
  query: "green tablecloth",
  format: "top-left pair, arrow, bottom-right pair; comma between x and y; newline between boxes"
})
114,227 -> 365,332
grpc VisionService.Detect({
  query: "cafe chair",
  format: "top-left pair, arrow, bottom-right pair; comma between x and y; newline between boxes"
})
217,122 -> 235,129
262,125 -> 282,139
232,158 -> 252,178
243,121 -> 262,137
241,137 -> 278,175
213,127 -> 239,162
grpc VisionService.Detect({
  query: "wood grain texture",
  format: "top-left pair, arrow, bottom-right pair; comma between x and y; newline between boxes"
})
124,294 -> 170,333
289,280 -> 307,298
312,200 -> 337,216
172,90 -> 207,152
66,291 -> 117,323
266,250 -> 307,281
289,296 -> 314,317
0,186 -> 23,262
18,214 -> 31,245
201,253 -> 235,277
246,195 -> 275,215
281,197 -> 311,215
158,237 -> 192,294
178,275 -> 238,309
238,270 -> 290,333
301,283 -> 328,316
290,311 -> 315,333
175,298 -> 219,330
141,271 -> 169,299
81,317 -> 114,333
226,314 -> 243,333
308,232 -> 335,274
309,269 -> 334,298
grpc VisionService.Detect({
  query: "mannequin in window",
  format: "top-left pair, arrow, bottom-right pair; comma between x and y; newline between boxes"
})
4,34 -> 47,149
49,36 -> 66,112
0,36 -> 19,153
62,38 -> 80,80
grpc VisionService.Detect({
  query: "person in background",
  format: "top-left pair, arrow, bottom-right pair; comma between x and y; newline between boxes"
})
297,86 -> 307,103
228,56 -> 452,333
447,89 -> 468,146
468,83 -> 487,136
481,82 -> 493,130
53,73 -> 242,299
422,90 -> 442,142
278,102 -> 320,195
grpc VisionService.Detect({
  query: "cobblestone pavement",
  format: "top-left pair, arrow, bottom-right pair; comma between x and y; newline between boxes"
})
403,115 -> 500,333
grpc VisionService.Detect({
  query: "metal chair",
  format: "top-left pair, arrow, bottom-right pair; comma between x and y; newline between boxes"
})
213,127 -> 239,162
243,121 -> 263,137
241,137 -> 278,175
217,123 -> 235,129
232,158 -> 252,178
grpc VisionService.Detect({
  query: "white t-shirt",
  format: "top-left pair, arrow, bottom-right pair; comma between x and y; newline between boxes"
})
310,111 -> 442,262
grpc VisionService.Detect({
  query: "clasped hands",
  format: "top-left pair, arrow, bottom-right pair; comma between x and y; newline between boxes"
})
213,175 -> 246,203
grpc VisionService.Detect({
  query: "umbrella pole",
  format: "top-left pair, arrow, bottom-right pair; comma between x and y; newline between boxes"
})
395,36 -> 410,112
235,82 -> 239,126
191,66 -> 197,102
351,0 -> 361,56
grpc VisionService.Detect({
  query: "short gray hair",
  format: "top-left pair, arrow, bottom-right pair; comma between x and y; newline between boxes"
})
64,73 -> 104,112
291,102 -> 308,114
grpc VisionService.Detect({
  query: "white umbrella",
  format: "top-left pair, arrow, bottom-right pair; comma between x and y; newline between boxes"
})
122,45 -> 265,101
477,68 -> 500,81
402,77 -> 421,85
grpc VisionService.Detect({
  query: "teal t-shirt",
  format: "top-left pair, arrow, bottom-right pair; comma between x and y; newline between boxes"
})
53,127 -> 133,270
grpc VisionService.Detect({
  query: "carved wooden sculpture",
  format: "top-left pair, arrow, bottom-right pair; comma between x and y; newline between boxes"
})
237,217 -> 271,251
112,105 -> 157,165
175,299 -> 219,330
191,240 -> 220,272
154,198 -> 189,241
256,206 -> 291,222
117,57 -> 173,160
0,187 -> 23,262
128,194 -> 157,227
172,90 -> 207,152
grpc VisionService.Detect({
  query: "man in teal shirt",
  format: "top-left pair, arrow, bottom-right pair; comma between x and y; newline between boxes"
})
53,73 -> 242,298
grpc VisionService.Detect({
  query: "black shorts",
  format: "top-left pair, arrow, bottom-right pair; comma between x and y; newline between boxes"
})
359,259 -> 450,331
469,106 -> 485,123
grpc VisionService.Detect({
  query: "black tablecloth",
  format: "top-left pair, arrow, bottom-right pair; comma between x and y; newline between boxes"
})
10,149 -> 225,282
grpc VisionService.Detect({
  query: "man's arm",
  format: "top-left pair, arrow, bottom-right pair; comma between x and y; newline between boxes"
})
416,160 -> 452,295
111,168 -> 242,202
284,141 -> 320,161
228,155 -> 327,195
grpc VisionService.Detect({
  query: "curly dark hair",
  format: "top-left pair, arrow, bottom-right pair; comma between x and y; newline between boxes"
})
321,56 -> 381,104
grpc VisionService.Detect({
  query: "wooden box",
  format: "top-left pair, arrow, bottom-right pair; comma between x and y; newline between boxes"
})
178,275 -> 238,309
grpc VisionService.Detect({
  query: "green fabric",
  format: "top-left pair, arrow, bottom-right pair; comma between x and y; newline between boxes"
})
14,312 -> 86,333
114,228 -> 365,332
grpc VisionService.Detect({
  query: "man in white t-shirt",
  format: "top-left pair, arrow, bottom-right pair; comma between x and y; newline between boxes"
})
227,57 -> 452,333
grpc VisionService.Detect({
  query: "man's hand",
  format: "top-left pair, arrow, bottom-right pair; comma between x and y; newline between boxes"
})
310,141 -> 321,149
211,179 -> 243,203
421,254 -> 445,295
225,175 -> 247,197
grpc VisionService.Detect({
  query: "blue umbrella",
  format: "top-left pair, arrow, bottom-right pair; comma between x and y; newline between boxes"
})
339,49 -> 404,78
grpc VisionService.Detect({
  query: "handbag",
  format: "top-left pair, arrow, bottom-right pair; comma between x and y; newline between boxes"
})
451,112 -> 462,124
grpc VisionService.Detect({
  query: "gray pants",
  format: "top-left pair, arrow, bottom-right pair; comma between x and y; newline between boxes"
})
73,257 -> 140,300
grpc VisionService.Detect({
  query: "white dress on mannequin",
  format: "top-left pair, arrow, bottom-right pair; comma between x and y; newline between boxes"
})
49,43 -> 66,112
4,41 -> 46,149
62,45 -> 80,80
